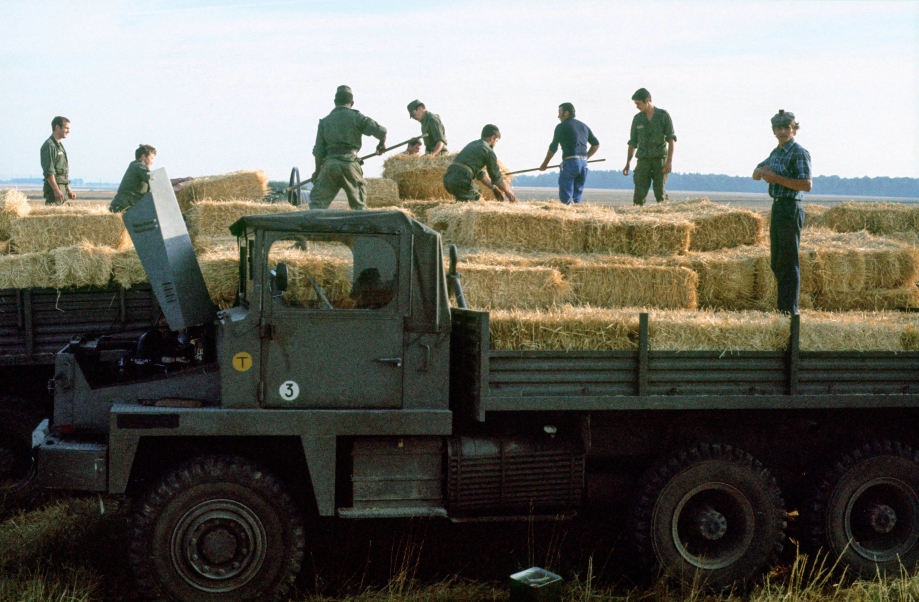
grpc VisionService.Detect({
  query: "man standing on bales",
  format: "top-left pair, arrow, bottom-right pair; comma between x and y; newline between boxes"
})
407,100 -> 448,155
40,116 -> 76,205
309,85 -> 387,210
442,125 -> 517,203
109,145 -> 156,213
753,109 -> 812,315
538,102 -> 600,205
623,88 -> 676,205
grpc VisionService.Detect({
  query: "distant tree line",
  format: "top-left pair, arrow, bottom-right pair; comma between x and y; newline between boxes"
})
513,171 -> 919,199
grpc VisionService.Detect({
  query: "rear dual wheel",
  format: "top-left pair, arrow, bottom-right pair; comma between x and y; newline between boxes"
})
631,443 -> 787,589
806,440 -> 919,578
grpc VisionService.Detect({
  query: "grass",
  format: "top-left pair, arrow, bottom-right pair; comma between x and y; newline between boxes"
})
3,497 -> 919,602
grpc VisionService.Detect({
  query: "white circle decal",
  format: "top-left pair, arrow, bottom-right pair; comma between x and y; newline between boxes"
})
279,380 -> 300,401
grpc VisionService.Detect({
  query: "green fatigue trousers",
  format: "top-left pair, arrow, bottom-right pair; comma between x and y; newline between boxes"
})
632,156 -> 668,205
43,182 -> 71,206
309,157 -> 366,210
442,164 -> 482,202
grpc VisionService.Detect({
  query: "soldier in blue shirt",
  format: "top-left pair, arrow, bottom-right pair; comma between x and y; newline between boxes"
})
539,103 -> 600,205
753,109 -> 813,314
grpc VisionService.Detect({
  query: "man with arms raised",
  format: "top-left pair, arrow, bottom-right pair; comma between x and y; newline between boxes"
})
40,116 -> 76,205
623,88 -> 676,205
310,85 -> 387,210
753,109 -> 812,315
442,124 -> 516,203
407,100 -> 448,155
539,102 -> 600,205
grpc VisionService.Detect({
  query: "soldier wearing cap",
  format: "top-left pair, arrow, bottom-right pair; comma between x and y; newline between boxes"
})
623,88 -> 676,205
40,116 -> 76,205
442,125 -> 516,203
538,102 -> 600,205
753,109 -> 812,315
110,144 -> 156,213
406,100 -> 448,155
309,85 -> 387,210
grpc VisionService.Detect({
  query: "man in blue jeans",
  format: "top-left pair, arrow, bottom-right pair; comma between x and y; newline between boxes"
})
539,103 -> 600,204
753,109 -> 812,315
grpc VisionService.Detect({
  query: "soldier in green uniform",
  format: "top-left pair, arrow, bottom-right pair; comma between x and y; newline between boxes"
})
623,88 -> 677,205
406,100 -> 448,155
109,145 -> 156,213
309,85 -> 387,210
40,116 -> 76,205
442,125 -> 517,202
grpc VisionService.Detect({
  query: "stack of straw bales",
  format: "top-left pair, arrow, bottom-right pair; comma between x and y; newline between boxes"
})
175,170 -> 269,212
365,178 -> 401,208
382,153 -> 512,201
820,201 -> 919,236
10,208 -> 129,253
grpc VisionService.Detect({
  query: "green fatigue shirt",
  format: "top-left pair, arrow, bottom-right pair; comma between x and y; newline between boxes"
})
452,139 -> 504,186
313,106 -> 387,162
628,108 -> 677,159
40,135 -> 69,185
420,112 -> 448,154
109,160 -> 151,212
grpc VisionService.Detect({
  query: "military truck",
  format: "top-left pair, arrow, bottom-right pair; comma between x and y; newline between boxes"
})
30,168 -> 919,601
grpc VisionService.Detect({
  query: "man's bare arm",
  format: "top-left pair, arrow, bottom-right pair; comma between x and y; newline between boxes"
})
623,144 -> 636,175
428,141 -> 444,155
587,144 -> 599,159
663,140 -> 675,174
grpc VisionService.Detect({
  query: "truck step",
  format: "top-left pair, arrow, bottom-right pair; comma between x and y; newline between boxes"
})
337,507 -> 448,519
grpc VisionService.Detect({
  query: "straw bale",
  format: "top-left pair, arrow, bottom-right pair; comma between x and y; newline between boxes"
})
51,243 -> 115,288
400,200 -> 455,223
111,248 -> 148,288
366,206 -> 416,220
798,310 -> 919,352
803,204 -> 829,229
821,201 -> 919,235
815,286 -> 919,312
489,306 -> 640,351
567,263 -> 697,309
186,199 -> 296,239
381,153 -> 455,179
0,189 -> 30,239
175,170 -> 269,212
28,203 -> 109,217
459,264 -> 571,309
364,178 -> 401,208
458,248 -> 592,273
0,252 -> 54,289
193,236 -> 238,255
10,212 -> 129,253
677,249 -> 760,309
886,231 -> 919,246
0,240 -> 10,255
648,309 -> 790,351
386,153 -> 512,201
198,249 -> 240,309
805,230 -> 919,290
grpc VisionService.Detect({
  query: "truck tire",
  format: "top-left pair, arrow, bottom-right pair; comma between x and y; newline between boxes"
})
805,440 -> 919,578
129,456 -> 305,602
630,442 -> 786,589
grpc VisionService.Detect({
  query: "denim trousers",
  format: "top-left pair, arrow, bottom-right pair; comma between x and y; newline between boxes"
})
558,159 -> 588,204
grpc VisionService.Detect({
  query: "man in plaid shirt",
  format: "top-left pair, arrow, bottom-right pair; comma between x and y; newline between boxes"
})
753,109 -> 812,314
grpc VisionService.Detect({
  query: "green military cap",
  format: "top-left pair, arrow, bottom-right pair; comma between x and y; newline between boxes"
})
335,85 -> 353,105
771,109 -> 795,128
407,99 -> 423,116
337,85 -> 352,95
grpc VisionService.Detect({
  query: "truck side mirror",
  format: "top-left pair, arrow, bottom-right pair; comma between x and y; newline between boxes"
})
271,263 -> 289,293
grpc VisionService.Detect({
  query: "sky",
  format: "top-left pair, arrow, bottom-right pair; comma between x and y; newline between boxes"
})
1,0 -> 917,183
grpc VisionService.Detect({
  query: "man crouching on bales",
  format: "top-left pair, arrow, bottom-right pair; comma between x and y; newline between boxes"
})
309,85 -> 387,210
443,125 -> 517,203
109,144 -> 156,213
539,102 -> 599,205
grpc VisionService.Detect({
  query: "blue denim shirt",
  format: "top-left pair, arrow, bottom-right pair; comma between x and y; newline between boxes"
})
549,118 -> 599,158
757,139 -> 812,201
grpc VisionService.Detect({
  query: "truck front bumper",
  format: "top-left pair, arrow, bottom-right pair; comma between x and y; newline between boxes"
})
32,420 -> 107,492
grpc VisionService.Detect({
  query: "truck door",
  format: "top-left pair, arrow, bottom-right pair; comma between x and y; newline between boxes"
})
260,232 -> 404,409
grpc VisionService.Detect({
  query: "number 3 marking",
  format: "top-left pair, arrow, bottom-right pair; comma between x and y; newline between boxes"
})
279,380 -> 300,401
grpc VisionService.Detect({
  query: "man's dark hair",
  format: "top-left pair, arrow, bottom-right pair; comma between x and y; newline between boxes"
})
631,88 -> 651,102
135,144 -> 156,160
409,138 -> 422,146
334,90 -> 354,106
51,116 -> 70,130
559,103 -> 575,118
481,124 -> 501,139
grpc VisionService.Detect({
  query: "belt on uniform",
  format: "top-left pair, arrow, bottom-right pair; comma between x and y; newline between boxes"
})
563,156 -> 588,161
452,162 -> 476,175
325,148 -> 357,157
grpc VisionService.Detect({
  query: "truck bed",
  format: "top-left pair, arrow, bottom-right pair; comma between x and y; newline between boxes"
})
0,284 -> 160,366
450,309 -> 919,420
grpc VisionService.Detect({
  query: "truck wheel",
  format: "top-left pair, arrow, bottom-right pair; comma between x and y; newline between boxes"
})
129,456 -> 305,602
805,440 -> 919,578
630,443 -> 786,589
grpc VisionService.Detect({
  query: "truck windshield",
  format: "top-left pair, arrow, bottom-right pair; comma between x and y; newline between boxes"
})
267,233 -> 398,310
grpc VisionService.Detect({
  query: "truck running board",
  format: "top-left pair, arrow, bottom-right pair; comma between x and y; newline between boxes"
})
449,513 -> 577,524
337,507 -> 448,519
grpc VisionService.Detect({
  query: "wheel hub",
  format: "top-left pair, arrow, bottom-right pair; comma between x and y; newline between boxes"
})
696,504 -> 729,541
866,503 -> 897,534
172,499 -> 267,592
